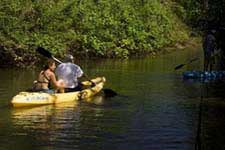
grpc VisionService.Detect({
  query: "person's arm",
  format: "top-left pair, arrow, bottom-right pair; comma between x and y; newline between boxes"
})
49,72 -> 64,88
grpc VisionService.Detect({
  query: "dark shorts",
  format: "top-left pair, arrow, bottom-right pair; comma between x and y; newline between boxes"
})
204,51 -> 212,58
204,52 -> 215,62
64,83 -> 83,93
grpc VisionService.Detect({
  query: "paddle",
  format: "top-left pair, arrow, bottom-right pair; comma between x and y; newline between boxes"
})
174,57 -> 199,70
174,48 -> 222,71
36,47 -> 117,97
36,47 -> 63,64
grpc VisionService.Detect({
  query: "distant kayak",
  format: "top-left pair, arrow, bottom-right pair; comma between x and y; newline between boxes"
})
183,71 -> 225,79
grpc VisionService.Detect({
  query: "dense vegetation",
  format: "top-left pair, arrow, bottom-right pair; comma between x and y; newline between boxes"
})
0,0 -> 223,67
0,0 -> 190,67
174,0 -> 225,29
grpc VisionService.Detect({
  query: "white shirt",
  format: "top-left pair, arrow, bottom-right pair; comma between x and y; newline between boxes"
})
55,63 -> 83,88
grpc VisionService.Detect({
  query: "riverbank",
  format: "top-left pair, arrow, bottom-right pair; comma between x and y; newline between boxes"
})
139,37 -> 201,59
164,37 -> 201,52
0,36 -> 201,68
0,0 -> 197,68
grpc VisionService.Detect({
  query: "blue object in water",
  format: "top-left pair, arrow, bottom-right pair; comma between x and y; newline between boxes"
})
183,70 -> 225,79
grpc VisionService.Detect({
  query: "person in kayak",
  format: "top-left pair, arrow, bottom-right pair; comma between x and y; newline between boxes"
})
202,29 -> 217,71
55,54 -> 95,93
33,59 -> 65,93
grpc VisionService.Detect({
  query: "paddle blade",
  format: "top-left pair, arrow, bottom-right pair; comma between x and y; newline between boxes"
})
103,88 -> 118,97
174,64 -> 185,70
36,47 -> 52,58
189,58 -> 199,63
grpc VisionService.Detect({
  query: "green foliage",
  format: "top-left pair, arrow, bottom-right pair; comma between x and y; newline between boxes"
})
173,0 -> 225,29
172,0 -> 202,24
0,0 -> 191,67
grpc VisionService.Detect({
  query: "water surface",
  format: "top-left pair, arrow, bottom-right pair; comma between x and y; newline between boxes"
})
0,47 -> 224,150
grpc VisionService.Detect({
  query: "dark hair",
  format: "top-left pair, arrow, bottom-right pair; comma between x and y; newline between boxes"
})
43,59 -> 55,70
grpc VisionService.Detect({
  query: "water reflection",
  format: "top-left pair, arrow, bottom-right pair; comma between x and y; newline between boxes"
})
181,77 -> 225,150
11,101 -> 81,148
84,95 -> 106,105
12,102 -> 80,128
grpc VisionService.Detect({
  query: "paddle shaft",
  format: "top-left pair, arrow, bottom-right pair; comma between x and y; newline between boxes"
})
174,58 -> 199,70
174,48 -> 221,70
52,56 -> 63,64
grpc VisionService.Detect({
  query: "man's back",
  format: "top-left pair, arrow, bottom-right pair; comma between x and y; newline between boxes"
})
55,62 -> 83,88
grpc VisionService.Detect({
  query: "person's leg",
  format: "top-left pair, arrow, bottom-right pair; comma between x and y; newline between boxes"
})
209,62 -> 212,71
209,53 -> 215,71
209,58 -> 213,71
41,89 -> 55,94
204,57 -> 209,71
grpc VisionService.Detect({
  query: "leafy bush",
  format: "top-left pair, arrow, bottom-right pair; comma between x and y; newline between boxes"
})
0,0 -> 191,67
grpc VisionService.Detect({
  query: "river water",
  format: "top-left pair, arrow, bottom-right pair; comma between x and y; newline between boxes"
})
0,46 -> 225,150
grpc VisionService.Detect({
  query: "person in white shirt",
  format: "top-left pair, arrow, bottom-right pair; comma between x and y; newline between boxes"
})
55,54 -> 84,92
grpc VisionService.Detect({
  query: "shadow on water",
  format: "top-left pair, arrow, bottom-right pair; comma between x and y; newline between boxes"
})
183,76 -> 225,150
196,80 -> 225,150
82,92 -> 130,109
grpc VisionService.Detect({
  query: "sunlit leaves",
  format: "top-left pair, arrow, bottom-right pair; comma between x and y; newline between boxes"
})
0,0 -> 191,67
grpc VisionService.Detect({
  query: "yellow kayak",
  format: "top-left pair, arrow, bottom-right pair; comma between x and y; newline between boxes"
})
11,77 -> 106,108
